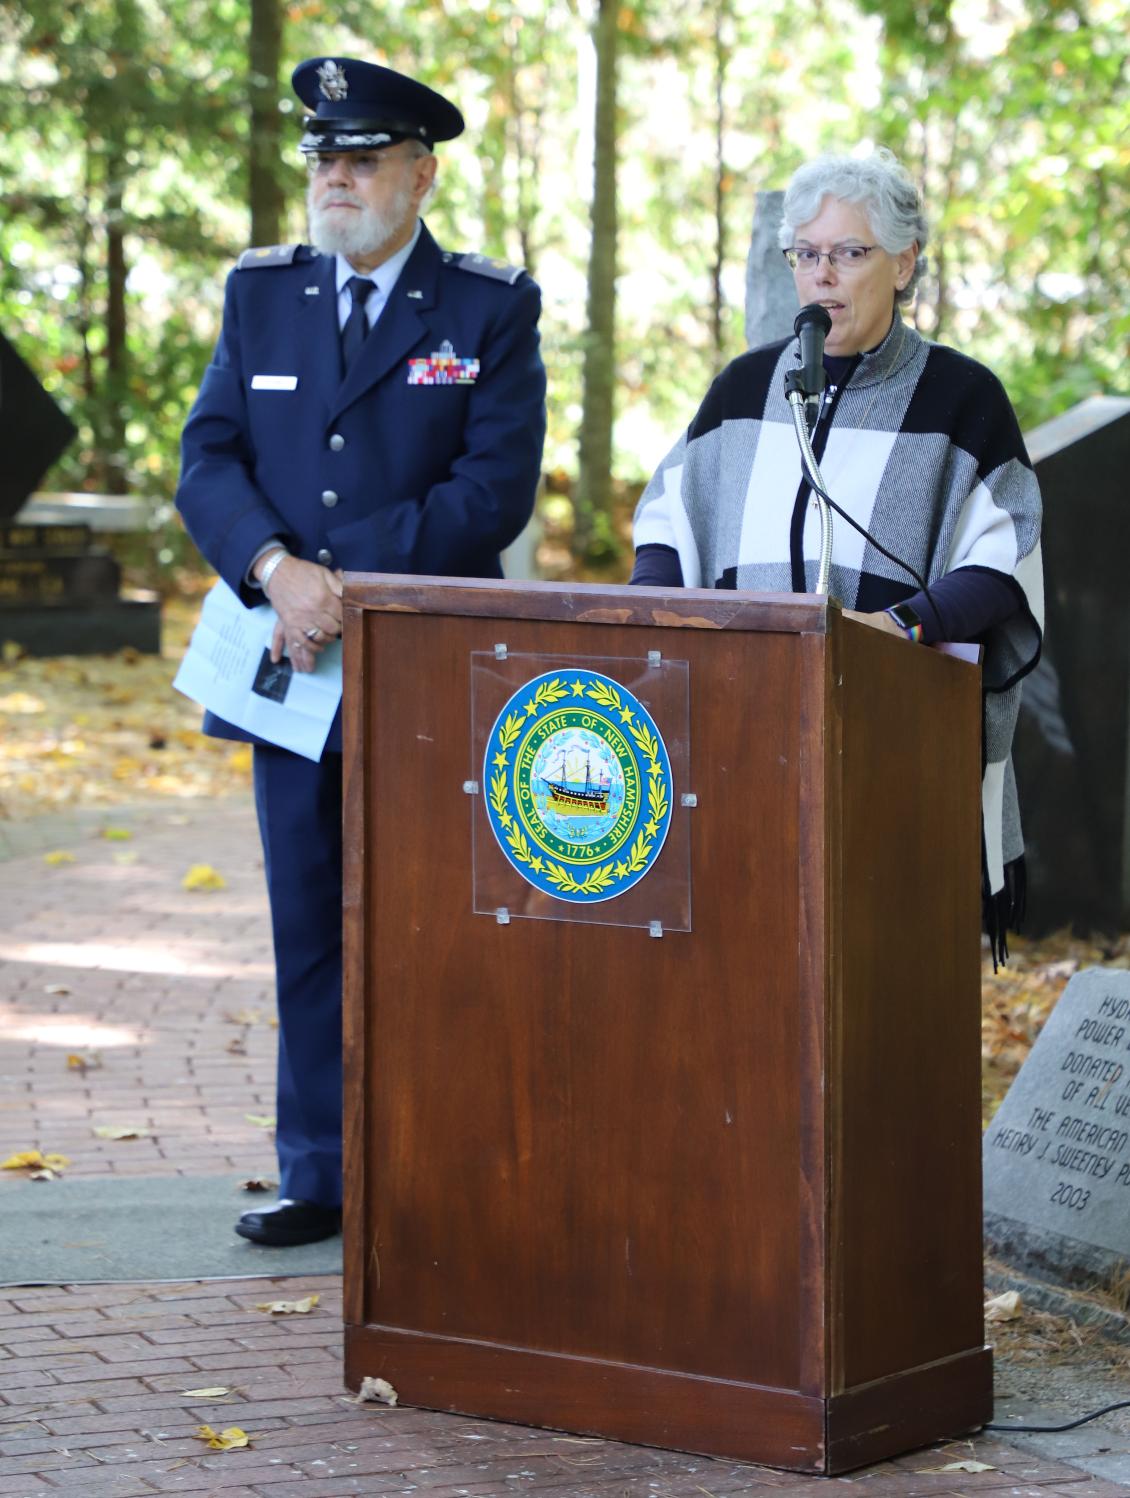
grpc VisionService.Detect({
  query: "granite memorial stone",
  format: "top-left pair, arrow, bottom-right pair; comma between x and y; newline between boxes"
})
984,967 -> 1130,1288
1014,396 -> 1130,933
744,190 -> 797,349
0,332 -> 159,656
0,331 -> 76,515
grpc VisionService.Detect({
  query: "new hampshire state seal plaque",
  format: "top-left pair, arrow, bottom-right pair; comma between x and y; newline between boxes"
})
483,669 -> 674,903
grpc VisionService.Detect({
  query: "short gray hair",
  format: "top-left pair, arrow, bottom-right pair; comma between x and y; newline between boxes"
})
403,138 -> 438,208
778,147 -> 929,305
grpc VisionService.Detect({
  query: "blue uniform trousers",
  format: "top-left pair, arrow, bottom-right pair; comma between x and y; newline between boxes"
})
253,744 -> 344,1207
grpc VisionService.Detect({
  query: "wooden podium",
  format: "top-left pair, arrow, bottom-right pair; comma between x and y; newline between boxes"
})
341,577 -> 990,1475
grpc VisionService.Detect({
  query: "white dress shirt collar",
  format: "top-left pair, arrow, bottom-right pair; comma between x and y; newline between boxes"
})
334,219 -> 423,322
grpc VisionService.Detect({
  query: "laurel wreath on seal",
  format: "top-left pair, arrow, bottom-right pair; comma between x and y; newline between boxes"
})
488,676 -> 670,895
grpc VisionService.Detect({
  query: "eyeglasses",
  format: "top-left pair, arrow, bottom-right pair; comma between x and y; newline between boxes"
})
304,151 -> 407,178
782,245 -> 879,271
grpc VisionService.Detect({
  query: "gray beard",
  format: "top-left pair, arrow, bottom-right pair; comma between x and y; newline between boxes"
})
306,183 -> 414,259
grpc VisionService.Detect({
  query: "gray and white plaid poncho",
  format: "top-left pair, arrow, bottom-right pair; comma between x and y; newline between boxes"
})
633,314 -> 1043,927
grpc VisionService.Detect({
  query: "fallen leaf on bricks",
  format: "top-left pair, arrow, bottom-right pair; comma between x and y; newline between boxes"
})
92,1125 -> 152,1140
915,1461 -> 995,1474
224,1008 -> 263,1025
228,744 -> 253,773
355,1376 -> 398,1406
101,826 -> 133,841
29,1168 -> 63,1181
44,983 -> 72,996
255,1294 -> 319,1315
182,863 -> 227,892
112,851 -> 139,866
244,1114 -> 276,1129
226,1036 -> 248,1056
2,1150 -> 70,1172
67,1053 -> 103,1073
0,690 -> 44,713
183,1387 -> 232,1398
196,1424 -> 251,1450
43,850 -> 76,866
239,1178 -> 277,1192
984,1290 -> 1022,1322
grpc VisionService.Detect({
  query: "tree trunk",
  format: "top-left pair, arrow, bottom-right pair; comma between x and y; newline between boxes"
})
711,0 -> 730,373
102,142 -> 129,494
249,0 -> 284,248
574,0 -> 619,564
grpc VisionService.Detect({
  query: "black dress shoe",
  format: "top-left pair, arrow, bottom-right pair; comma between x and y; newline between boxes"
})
235,1198 -> 342,1246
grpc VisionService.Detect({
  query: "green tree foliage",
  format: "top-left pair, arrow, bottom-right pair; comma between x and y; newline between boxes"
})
0,0 -> 1124,576
0,0 -> 284,557
862,0 -> 1128,425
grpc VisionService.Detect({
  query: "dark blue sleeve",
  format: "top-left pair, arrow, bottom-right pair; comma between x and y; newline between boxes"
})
629,544 -> 684,587
909,566 -> 1023,645
177,270 -> 294,604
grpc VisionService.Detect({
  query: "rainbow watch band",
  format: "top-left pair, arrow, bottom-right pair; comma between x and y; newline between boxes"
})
886,604 -> 924,643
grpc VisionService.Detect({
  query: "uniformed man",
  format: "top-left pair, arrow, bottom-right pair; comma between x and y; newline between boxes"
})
176,57 -> 547,1246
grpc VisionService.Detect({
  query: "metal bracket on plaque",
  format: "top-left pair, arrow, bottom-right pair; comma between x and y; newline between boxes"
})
649,920 -> 663,938
681,792 -> 698,808
496,907 -> 510,925
463,779 -> 479,796
648,650 -> 662,666
494,642 -> 508,660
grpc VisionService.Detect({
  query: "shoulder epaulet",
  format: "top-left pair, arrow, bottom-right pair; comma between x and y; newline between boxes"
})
447,251 -> 527,286
237,244 -> 302,271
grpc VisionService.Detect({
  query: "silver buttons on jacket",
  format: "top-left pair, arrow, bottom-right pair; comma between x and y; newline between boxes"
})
316,548 -> 333,566
321,490 -> 339,508
328,434 -> 345,451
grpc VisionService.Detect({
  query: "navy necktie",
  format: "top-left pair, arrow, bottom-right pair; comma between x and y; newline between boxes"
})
341,276 -> 376,372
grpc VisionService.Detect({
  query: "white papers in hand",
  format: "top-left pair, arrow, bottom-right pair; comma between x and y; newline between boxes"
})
172,579 -> 342,762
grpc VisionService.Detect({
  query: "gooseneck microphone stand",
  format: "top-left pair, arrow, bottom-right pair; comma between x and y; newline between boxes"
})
784,304 -> 834,597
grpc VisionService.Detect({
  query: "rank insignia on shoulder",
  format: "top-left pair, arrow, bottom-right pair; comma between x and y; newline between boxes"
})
454,252 -> 525,286
407,340 -> 480,386
237,244 -> 301,270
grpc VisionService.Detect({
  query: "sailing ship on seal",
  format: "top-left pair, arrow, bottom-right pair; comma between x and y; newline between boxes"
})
544,748 -> 610,817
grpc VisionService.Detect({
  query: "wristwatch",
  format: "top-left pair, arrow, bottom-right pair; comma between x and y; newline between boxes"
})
886,601 -> 924,643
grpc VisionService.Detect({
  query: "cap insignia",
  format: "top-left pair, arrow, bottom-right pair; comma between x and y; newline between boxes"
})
317,60 -> 349,101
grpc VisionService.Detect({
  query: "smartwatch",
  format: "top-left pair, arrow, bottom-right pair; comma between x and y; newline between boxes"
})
886,601 -> 924,643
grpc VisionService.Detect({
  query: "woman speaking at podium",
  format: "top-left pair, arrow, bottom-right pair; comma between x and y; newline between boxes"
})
631,147 -> 1042,960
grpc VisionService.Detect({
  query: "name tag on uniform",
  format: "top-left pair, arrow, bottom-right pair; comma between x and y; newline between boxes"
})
251,374 -> 298,391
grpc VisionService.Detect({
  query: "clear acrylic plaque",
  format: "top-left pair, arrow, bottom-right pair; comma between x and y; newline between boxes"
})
468,650 -> 691,932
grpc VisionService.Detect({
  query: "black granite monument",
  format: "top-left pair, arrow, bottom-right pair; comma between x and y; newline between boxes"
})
0,332 -> 160,655
1014,395 -> 1130,934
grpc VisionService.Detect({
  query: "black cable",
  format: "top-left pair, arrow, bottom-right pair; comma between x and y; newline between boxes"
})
800,466 -> 947,640
986,1398 -> 1130,1434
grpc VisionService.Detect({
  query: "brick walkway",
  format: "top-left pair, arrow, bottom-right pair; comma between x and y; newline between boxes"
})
1,798 -> 1128,1496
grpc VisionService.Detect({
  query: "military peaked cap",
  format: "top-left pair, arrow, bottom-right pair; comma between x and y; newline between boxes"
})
292,57 -> 464,153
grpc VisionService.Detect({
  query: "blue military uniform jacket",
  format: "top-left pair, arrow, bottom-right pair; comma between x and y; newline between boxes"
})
176,222 -> 547,748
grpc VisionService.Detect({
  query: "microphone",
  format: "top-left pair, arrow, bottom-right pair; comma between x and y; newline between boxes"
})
794,303 -> 832,422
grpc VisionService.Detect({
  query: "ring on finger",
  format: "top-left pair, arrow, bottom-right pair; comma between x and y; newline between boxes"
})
304,626 -> 321,641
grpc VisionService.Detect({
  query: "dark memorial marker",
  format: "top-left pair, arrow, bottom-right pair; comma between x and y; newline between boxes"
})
0,331 -> 77,517
1014,395 -> 1130,933
984,968 -> 1130,1287
0,331 -> 159,655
